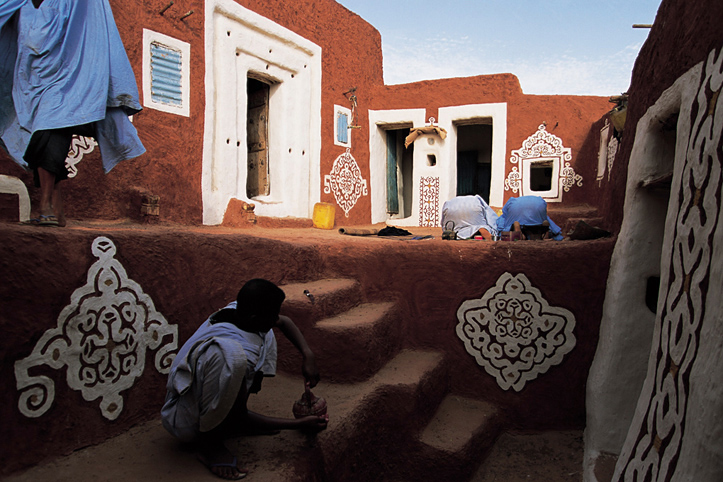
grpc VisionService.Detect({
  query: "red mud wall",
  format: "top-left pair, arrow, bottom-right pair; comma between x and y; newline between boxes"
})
0,0 -> 383,225
0,224 -> 614,475
0,227 -> 332,476
371,75 -> 613,210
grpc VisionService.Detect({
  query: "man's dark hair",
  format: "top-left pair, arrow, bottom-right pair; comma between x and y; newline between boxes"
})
236,279 -> 285,316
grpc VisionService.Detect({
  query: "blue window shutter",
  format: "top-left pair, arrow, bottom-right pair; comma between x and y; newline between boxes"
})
337,112 -> 348,144
150,43 -> 183,106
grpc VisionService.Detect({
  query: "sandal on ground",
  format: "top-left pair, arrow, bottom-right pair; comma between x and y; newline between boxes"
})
20,218 -> 42,226
20,214 -> 59,226
38,214 -> 59,226
197,454 -> 248,480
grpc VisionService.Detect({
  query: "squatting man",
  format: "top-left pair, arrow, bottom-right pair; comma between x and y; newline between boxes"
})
161,279 -> 329,480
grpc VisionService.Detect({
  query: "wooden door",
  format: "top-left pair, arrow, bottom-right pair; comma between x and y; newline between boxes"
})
247,79 -> 270,197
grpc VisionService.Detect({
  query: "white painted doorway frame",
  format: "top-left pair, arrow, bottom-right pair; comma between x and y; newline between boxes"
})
202,0 -> 322,225
369,108 -> 427,224
369,104 -> 507,226
438,103 -> 507,210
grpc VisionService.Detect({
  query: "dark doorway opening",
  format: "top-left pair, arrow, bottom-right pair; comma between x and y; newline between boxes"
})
247,77 -> 271,198
456,123 -> 492,203
385,128 -> 413,218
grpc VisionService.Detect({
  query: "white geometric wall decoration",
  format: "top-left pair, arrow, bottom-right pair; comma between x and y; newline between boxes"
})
560,161 -> 583,192
614,45 -> 723,481
456,272 -> 577,391
607,136 -> 619,182
324,149 -> 368,217
419,176 -> 440,226
65,135 -> 97,178
15,236 -> 178,420
504,166 -> 522,194
597,121 -> 610,181
509,123 -> 575,202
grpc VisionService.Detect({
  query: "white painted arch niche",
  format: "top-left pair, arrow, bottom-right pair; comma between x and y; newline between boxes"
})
202,0 -> 322,224
369,103 -> 507,226
583,59 -> 712,481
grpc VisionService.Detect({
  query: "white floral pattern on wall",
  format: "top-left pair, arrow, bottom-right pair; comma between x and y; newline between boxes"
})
324,149 -> 368,217
507,123 -> 580,202
607,136 -> 618,182
504,166 -> 521,194
15,236 -> 178,420
456,272 -> 576,391
419,176 -> 440,227
65,135 -> 97,178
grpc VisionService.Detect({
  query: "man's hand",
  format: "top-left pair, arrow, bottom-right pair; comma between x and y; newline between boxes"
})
276,315 -> 321,387
302,357 -> 320,388
296,414 -> 329,432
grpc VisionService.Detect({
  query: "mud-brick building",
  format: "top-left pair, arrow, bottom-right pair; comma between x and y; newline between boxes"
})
0,0 -> 611,228
1,0 -> 722,481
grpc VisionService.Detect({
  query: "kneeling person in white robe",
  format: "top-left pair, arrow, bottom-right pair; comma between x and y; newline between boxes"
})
161,279 -> 328,480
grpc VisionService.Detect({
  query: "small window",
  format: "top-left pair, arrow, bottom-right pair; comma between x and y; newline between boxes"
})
143,30 -> 190,117
521,157 -> 560,200
529,160 -> 554,192
337,112 -> 349,144
150,43 -> 182,106
334,105 -> 352,148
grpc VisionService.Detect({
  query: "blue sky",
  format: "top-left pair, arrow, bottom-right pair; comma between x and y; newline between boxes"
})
335,0 -> 661,96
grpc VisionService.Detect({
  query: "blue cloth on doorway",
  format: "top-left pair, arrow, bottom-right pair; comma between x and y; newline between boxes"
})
0,0 -> 145,172
441,195 -> 499,239
496,195 -> 563,240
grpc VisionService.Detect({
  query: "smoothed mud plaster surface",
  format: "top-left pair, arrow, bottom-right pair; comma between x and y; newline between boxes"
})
0,220 -> 614,476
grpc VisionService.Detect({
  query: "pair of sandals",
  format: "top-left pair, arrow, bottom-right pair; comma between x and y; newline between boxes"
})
21,214 -> 60,227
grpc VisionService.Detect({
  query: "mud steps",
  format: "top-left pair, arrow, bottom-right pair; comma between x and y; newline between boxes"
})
280,278 -> 363,329
277,279 -> 404,382
413,396 -> 503,481
276,278 -> 504,481
226,349 -> 449,481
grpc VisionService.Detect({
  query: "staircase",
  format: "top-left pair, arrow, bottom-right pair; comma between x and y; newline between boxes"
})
270,278 -> 504,481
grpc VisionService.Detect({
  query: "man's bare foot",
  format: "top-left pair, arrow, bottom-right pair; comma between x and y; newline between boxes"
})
197,446 -> 248,480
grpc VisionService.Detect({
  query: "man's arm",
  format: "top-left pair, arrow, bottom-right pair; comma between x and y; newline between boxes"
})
275,315 -> 320,387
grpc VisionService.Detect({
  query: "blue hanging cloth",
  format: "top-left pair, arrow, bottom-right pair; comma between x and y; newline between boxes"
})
0,0 -> 145,173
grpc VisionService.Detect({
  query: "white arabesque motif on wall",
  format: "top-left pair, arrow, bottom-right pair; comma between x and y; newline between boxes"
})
15,236 -> 178,420
324,149 -> 368,217
505,124 -> 581,202
504,166 -> 522,193
456,272 -> 577,391
65,135 -> 97,178
615,45 -> 723,482
419,176 -> 440,227
607,136 -> 618,182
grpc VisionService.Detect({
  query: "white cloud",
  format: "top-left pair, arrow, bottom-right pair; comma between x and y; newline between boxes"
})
382,35 -> 644,96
